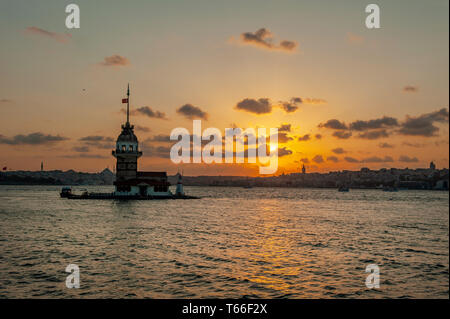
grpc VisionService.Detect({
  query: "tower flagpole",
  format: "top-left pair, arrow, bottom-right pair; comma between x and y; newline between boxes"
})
127,83 -> 130,125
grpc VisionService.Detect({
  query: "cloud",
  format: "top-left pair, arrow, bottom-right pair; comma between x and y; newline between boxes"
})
0,99 -> 12,103
312,155 -> 324,164
344,156 -> 359,163
398,108 -> 449,137
25,27 -> 71,43
63,153 -> 108,159
278,124 -> 292,132
140,145 -> 172,158
235,98 -> 272,115
177,104 -> 209,120
133,106 -> 167,119
0,132 -> 68,145
239,28 -> 298,53
300,158 -> 309,164
135,125 -> 151,133
315,134 -> 322,140
79,135 -> 114,149
332,147 -> 346,154
278,147 -> 293,157
280,101 -> 299,113
73,146 -> 90,153
399,155 -> 419,163
147,134 -> 171,142
301,98 -> 327,105
402,142 -> 427,148
278,132 -> 293,143
332,131 -> 352,139
99,55 -> 130,67
349,116 -> 399,131
403,85 -> 419,93
357,129 -> 390,140
319,119 -> 348,130
379,142 -> 394,148
327,156 -> 339,163
298,134 -> 311,142
361,156 -> 394,163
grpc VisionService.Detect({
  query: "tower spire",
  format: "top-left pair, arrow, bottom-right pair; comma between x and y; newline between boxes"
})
126,83 -> 130,125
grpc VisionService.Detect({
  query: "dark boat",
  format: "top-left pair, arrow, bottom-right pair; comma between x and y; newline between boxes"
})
60,186 -> 72,198
338,186 -> 349,192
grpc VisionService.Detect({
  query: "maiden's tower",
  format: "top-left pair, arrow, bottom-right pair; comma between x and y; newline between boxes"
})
112,85 -> 172,197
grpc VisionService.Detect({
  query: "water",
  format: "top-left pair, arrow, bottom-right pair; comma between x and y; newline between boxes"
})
0,185 -> 448,298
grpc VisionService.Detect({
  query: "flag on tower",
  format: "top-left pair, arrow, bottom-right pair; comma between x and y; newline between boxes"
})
122,98 -> 128,103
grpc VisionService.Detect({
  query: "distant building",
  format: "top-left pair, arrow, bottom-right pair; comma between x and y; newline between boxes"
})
40,161 -> 43,171
430,161 -> 436,170
302,164 -> 306,174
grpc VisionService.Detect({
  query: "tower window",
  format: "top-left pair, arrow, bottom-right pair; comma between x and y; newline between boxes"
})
122,145 -> 126,152
129,145 -> 133,152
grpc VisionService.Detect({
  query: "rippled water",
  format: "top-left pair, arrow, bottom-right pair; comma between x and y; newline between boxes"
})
0,185 -> 448,298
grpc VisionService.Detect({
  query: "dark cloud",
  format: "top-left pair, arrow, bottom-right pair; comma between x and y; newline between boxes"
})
135,125 -> 151,133
0,132 -> 68,145
278,124 -> 292,132
312,155 -> 324,164
315,134 -> 322,140
177,104 -> 209,120
319,119 -> 348,130
332,147 -> 346,154
398,108 -> 449,137
300,158 -> 309,164
402,142 -> 427,147
63,153 -> 108,159
379,142 -> 394,148
332,131 -> 352,139
357,129 -> 390,140
99,55 -> 130,67
298,134 -> 311,142
278,132 -> 293,143
327,156 -> 339,163
344,156 -> 359,163
79,135 -> 114,149
235,98 -> 272,115
280,101 -> 299,113
361,156 -> 394,163
349,116 -> 398,131
0,99 -> 12,103
72,146 -> 90,153
147,134 -> 171,142
240,28 -> 298,52
133,106 -> 167,119
403,85 -> 419,93
79,136 -> 114,143
140,144 -> 172,158
278,147 -> 293,157
399,155 -> 419,163
25,26 -> 71,43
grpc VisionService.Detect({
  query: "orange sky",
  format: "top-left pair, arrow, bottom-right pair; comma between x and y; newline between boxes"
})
0,0 -> 448,175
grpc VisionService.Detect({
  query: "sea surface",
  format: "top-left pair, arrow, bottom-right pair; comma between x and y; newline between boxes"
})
0,185 -> 448,299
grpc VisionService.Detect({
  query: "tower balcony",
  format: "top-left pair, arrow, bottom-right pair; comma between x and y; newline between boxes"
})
112,149 -> 143,158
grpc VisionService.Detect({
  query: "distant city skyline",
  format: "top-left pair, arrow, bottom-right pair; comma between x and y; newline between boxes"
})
0,0 -> 448,175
